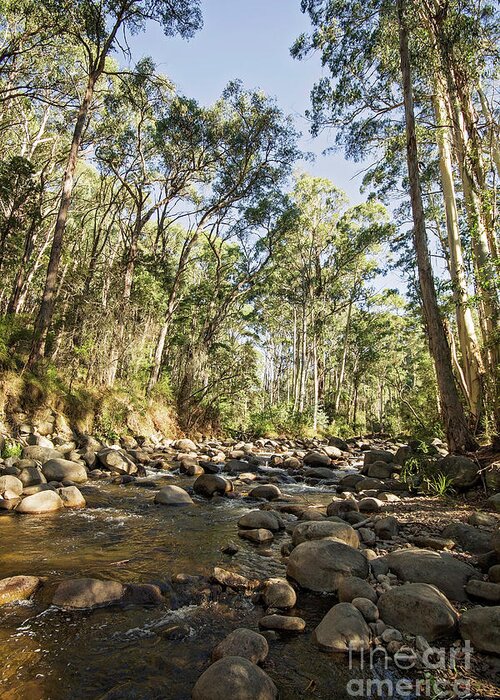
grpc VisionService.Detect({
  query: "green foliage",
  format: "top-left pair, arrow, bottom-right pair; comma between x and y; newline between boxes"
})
1,440 -> 22,459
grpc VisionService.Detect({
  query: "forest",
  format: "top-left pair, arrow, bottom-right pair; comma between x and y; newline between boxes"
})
0,0 -> 496,450
0,2 -> 500,699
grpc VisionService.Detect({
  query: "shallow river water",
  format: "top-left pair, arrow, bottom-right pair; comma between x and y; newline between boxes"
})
0,468 -> 393,699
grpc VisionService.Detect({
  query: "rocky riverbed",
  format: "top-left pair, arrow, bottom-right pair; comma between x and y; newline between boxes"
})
1,426 -> 500,699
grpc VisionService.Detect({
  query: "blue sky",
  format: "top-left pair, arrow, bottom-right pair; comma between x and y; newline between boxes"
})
127,0 -> 365,204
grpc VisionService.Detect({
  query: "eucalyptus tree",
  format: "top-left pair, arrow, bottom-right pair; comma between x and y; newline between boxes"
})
293,0 -> 479,450
147,81 -> 300,393
27,0 -> 202,367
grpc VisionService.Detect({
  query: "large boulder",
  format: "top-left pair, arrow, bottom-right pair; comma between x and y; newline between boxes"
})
492,529 -> 500,556
21,445 -> 63,463
484,462 -> 500,492
212,629 -> 269,664
286,539 -> 369,593
436,454 -> 479,489
238,510 -> 283,532
363,450 -> 394,471
384,548 -> 479,601
41,458 -> 88,484
291,521 -> 359,548
194,474 -> 232,498
52,578 -> 125,609
367,462 -> 395,479
378,583 -> 458,641
154,485 -> 193,506
304,467 -> 338,480
460,606 -> 500,654
97,447 -> 137,475
16,490 -> 64,514
0,575 -> 41,605
192,656 -> 278,700
312,602 -> 371,652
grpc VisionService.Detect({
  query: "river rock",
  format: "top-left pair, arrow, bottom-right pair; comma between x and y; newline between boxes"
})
338,576 -> 378,603
460,606 -> 500,654
489,564 -> 500,583
224,459 -> 257,474
18,466 -> 45,487
53,578 -> 125,609
304,467 -> 338,480
491,529 -> 500,556
303,451 -> 331,467
238,510 -> 283,532
363,450 -> 394,469
248,484 -> 282,501
367,462 -> 395,479
352,597 -> 379,622
16,490 -> 64,514
175,438 -> 197,452
327,499 -> 359,517
259,614 -> 305,632
97,447 -> 137,475
192,656 -> 278,700
484,463 -> 500,492
465,579 -> 500,602
374,516 -> 399,540
212,568 -> 257,591
0,575 -> 41,605
154,485 -> 193,506
122,583 -> 164,606
238,528 -> 274,544
442,522 -> 491,554
436,454 -> 478,489
286,539 -> 369,593
312,602 -> 371,652
21,445 -> 63,463
291,520 -> 359,548
0,475 -> 23,496
358,497 -> 384,513
384,548 -> 478,601
261,578 -> 296,609
339,474 -> 365,489
57,485 -> 86,508
41,458 -> 88,484
378,583 -> 458,641
194,474 -> 231,497
212,629 -> 269,664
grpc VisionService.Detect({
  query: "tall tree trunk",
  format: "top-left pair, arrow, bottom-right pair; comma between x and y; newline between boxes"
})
433,85 -> 484,424
334,295 -> 353,414
397,0 -> 477,452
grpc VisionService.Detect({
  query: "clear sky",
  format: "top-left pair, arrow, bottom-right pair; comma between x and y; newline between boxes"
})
127,0 -> 366,204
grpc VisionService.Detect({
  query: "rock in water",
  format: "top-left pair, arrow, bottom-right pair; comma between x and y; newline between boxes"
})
238,510 -> 282,532
16,490 -> 64,514
0,576 -> 41,605
261,578 -> 296,609
97,447 -> 137,475
238,528 -> 274,544
52,578 -> 125,609
175,438 -> 197,452
258,614 -> 305,632
460,606 -> 500,654
248,484 -> 282,501
192,656 -> 278,700
57,486 -> 86,508
286,539 -> 369,593
312,602 -> 371,652
154,485 -> 193,506
212,629 -> 269,664
193,474 -> 232,497
0,475 -> 23,496
42,458 -> 88,484
377,583 -> 458,641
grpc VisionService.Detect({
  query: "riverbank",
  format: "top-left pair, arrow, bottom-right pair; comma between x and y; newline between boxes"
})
1,426 -> 499,699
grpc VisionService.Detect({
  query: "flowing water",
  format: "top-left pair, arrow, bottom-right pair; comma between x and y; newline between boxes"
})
0,467 -> 392,699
